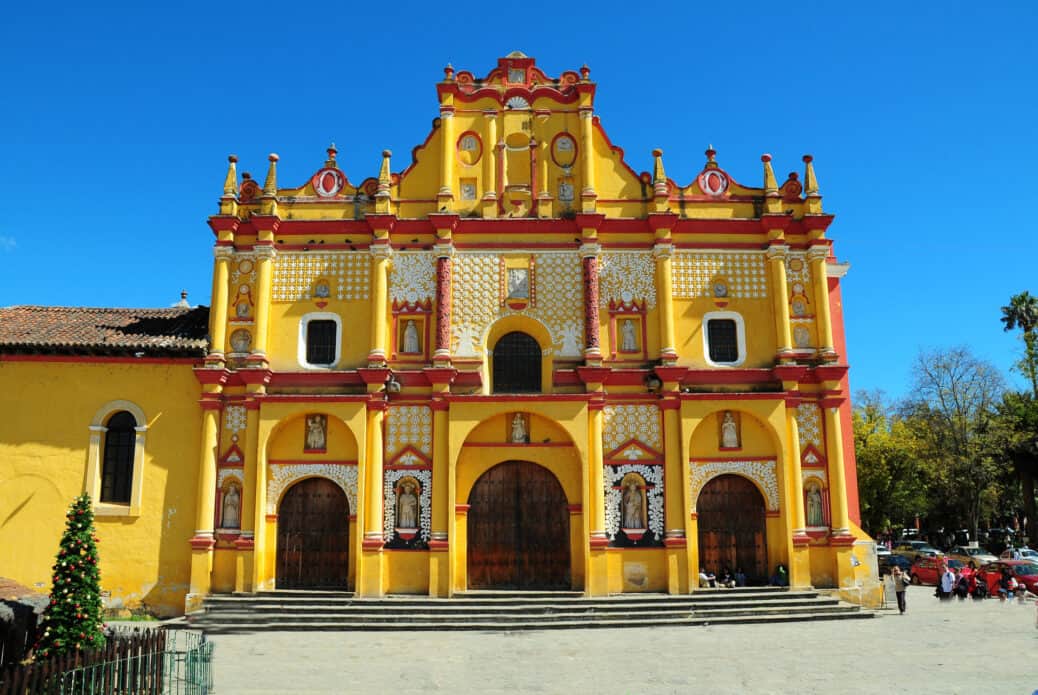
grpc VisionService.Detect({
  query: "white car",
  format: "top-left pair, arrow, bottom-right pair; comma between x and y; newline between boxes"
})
1000,547 -> 1038,561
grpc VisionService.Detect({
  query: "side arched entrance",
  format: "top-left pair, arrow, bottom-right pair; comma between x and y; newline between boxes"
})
276,478 -> 349,589
697,474 -> 768,582
467,461 -> 570,589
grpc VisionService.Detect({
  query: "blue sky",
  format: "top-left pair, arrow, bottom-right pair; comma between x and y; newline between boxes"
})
1,1 -> 1036,399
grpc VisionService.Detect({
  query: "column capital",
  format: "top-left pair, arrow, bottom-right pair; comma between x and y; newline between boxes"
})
806,244 -> 830,262
213,245 -> 235,259
765,243 -> 790,260
652,242 -> 674,260
369,242 -> 393,260
578,242 -> 601,259
253,243 -> 276,260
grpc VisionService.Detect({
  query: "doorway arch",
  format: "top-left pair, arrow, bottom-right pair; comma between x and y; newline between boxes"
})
467,461 -> 570,589
276,477 -> 349,589
697,474 -> 768,583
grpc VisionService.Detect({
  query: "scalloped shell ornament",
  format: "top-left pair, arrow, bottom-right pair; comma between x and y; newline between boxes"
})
505,96 -> 530,110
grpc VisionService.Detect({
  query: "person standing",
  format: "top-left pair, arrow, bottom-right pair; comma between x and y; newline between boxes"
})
891,566 -> 909,614
939,565 -> 955,601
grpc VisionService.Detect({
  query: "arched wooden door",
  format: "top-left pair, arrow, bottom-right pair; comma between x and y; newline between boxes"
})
697,474 -> 768,582
467,461 -> 570,589
276,478 -> 349,589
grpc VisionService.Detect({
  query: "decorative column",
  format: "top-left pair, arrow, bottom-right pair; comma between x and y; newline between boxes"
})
766,244 -> 794,361
438,103 -> 455,209
808,245 -> 837,361
428,397 -> 450,596
824,404 -> 851,536
653,241 -> 677,365
579,106 -> 596,212
187,401 -> 220,611
207,246 -> 233,363
359,398 -> 387,596
368,242 -> 393,366
586,397 -> 608,596
661,397 -> 687,593
433,246 -> 453,364
535,110 -> 551,217
251,405 -> 270,591
528,137 -> 539,210
481,111 -> 498,217
248,241 -> 276,366
234,400 -> 260,593
580,242 -> 602,364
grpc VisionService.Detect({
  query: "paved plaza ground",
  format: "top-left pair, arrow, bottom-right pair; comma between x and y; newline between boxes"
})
206,587 -> 1038,694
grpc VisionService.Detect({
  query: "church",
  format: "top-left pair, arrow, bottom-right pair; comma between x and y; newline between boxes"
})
0,54 -> 875,617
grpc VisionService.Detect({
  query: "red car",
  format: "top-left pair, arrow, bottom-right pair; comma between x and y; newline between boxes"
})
975,560 -> 1038,595
910,557 -> 964,586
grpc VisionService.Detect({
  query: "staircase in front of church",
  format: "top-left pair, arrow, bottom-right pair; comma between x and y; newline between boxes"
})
186,587 -> 873,633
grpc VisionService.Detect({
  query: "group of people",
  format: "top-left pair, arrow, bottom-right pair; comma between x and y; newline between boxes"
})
699,566 -> 747,588
891,563 -> 1030,615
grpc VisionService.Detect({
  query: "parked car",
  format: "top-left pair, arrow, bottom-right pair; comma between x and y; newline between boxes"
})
892,541 -> 943,561
998,547 -> 1038,561
975,560 -> 1038,596
879,554 -> 913,577
876,544 -> 891,558
910,557 -> 963,586
946,545 -> 998,568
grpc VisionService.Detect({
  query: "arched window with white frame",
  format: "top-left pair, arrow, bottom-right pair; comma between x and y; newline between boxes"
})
86,400 -> 147,516
702,310 -> 746,367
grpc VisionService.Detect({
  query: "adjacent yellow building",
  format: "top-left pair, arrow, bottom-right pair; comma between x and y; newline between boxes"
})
0,54 -> 876,616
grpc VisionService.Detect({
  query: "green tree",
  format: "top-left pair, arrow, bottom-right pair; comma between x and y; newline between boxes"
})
993,392 -> 1038,544
1000,290 -> 1038,398
34,494 -> 106,658
853,391 -> 932,535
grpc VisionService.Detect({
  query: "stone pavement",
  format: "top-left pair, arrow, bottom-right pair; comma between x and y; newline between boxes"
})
205,587 -> 1038,695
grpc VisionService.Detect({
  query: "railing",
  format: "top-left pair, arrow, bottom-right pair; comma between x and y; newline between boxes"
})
0,628 -> 212,695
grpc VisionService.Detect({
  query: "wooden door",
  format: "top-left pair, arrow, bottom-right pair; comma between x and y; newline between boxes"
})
467,461 -> 570,589
697,474 -> 768,582
276,478 -> 349,589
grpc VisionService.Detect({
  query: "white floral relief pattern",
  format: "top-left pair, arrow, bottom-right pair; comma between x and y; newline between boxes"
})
599,251 -> 656,308
689,460 -> 779,512
603,405 -> 662,452
217,469 -> 243,488
385,406 -> 432,458
224,405 -> 247,434
786,252 -> 817,343
383,469 -> 432,542
272,252 -> 370,301
604,464 -> 664,541
673,252 -> 768,299
389,251 -> 436,303
266,464 -> 358,515
450,252 -> 582,357
796,403 -> 823,448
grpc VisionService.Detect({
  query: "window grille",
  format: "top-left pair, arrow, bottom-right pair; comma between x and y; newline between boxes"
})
306,320 -> 338,365
101,411 -> 136,504
492,332 -> 541,393
707,319 -> 739,363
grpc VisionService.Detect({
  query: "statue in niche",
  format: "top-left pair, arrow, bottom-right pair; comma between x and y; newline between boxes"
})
721,411 -> 740,449
507,268 -> 529,299
235,301 -> 250,318
806,484 -> 825,527
558,180 -> 574,202
222,484 -> 240,529
793,326 -> 811,348
402,320 -> 421,354
305,414 -> 327,451
313,282 -> 330,298
230,329 -> 252,354
621,319 -> 638,352
396,480 -> 418,529
510,413 -> 528,443
622,480 -> 644,529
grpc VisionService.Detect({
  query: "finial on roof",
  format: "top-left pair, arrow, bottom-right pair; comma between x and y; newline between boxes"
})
580,64 -> 590,80
263,153 -> 279,195
444,63 -> 454,81
761,154 -> 779,195
652,148 -> 668,194
802,155 -> 819,196
222,155 -> 238,197
326,143 -> 338,168
376,149 -> 392,212
705,145 -> 717,165
176,291 -> 189,308
507,50 -> 528,58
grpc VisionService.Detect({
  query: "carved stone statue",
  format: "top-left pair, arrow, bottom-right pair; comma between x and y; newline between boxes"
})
621,319 -> 638,352
222,484 -> 240,529
622,480 -> 644,529
507,268 -> 529,299
806,485 -> 824,527
558,180 -> 574,202
511,413 -> 527,443
397,481 -> 418,529
721,411 -> 739,448
403,320 -> 421,354
305,414 -> 327,451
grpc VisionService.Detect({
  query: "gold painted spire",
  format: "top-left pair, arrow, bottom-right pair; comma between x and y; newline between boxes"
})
376,149 -> 392,213
263,153 -> 279,196
803,154 -> 822,213
652,149 -> 668,195
761,154 -> 779,195
325,143 -> 338,169
222,155 -> 238,197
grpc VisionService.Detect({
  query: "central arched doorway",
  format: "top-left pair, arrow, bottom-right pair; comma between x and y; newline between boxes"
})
276,478 -> 349,589
467,461 -> 570,589
697,474 -> 768,583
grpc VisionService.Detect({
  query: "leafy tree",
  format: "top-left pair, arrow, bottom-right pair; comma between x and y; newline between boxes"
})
1000,290 -> 1038,398
34,494 -> 106,658
903,347 -> 1006,540
853,391 -> 932,535
993,392 -> 1038,544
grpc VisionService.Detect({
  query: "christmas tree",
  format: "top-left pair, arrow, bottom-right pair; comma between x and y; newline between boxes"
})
34,494 -> 106,658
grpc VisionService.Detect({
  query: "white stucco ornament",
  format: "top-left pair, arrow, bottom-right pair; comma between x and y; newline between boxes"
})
604,464 -> 664,541
267,464 -> 358,515
689,459 -> 779,512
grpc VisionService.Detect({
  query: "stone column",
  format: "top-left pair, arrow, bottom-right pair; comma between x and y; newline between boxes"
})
661,397 -> 688,593
580,243 -> 602,364
579,107 -> 596,211
368,243 -> 393,366
766,244 -> 794,361
654,242 -> 677,364
249,242 -> 276,365
207,246 -> 233,362
438,106 -> 455,209
824,404 -> 851,536
234,401 -> 260,593
433,246 -> 453,364
586,398 -> 608,596
359,398 -> 386,596
808,245 -> 836,360
482,111 -> 497,216
787,403 -> 811,588
428,398 -> 450,596
251,405 -> 270,591
187,402 -> 220,611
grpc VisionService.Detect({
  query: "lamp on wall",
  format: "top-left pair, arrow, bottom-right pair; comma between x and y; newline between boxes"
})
645,374 -> 662,393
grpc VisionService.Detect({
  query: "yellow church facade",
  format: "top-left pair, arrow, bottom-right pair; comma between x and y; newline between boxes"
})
0,54 -> 876,617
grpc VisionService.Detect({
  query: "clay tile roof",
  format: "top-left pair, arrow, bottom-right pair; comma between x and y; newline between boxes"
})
0,305 -> 210,357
